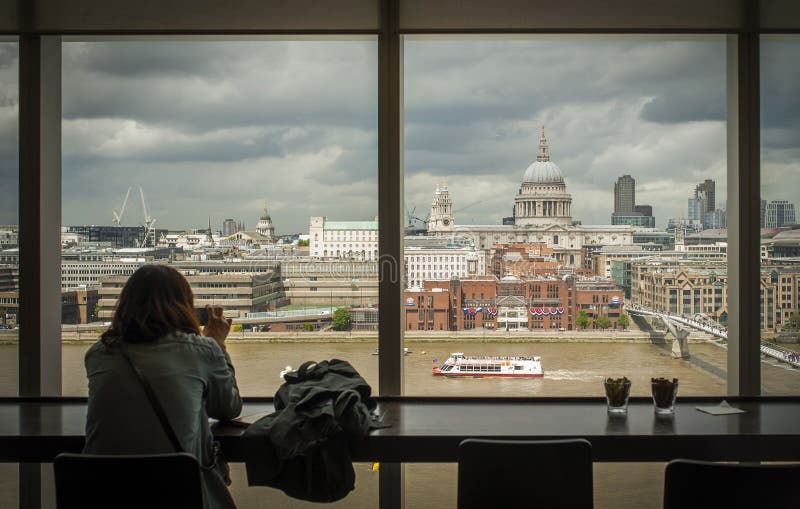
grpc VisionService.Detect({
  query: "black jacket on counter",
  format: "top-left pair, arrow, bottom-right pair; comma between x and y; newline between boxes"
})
242,359 -> 383,502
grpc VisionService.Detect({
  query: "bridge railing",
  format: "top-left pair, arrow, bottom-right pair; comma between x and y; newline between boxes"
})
628,305 -> 800,368
245,307 -> 337,319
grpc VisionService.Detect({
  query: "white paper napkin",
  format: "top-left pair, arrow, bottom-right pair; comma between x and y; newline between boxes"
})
695,400 -> 746,415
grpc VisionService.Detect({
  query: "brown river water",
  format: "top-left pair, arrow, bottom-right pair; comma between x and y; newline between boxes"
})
1,339 -> 798,508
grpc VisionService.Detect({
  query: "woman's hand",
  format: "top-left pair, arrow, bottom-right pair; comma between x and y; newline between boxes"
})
202,305 -> 232,350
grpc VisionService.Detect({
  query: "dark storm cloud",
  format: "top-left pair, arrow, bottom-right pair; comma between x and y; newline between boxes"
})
75,42 -> 256,78
640,87 -> 725,124
761,36 -> 800,202
62,41 -> 377,131
762,38 -> 800,129
46,36 -> 800,231
403,37 -> 731,225
60,40 -> 379,231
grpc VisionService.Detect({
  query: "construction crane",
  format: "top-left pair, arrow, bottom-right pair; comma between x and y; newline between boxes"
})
112,187 -> 132,226
138,187 -> 157,248
453,199 -> 484,214
405,205 -> 430,227
405,204 -> 430,235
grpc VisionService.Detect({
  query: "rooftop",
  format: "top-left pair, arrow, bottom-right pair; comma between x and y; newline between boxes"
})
323,221 -> 378,230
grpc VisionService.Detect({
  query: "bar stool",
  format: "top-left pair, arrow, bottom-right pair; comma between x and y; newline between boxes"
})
457,438 -> 593,509
54,452 -> 204,509
664,459 -> 800,509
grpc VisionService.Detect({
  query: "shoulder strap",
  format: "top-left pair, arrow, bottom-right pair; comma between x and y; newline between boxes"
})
117,341 -> 185,453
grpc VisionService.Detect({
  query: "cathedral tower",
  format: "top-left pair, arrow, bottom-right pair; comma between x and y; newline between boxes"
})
428,180 -> 454,232
514,127 -> 573,226
256,201 -> 275,242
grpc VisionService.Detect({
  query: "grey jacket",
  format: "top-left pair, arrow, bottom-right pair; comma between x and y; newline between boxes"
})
84,331 -> 242,509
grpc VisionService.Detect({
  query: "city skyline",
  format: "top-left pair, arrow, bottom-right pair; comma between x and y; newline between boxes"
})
0,38 -> 798,232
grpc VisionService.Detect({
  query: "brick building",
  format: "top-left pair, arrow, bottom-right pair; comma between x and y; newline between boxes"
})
489,243 -> 559,279
403,275 -> 625,331
61,287 -> 100,324
404,286 -> 453,331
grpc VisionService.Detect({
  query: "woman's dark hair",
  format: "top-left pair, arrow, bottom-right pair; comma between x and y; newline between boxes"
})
101,264 -> 201,344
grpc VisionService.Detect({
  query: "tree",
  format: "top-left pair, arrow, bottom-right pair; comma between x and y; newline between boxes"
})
332,308 -> 351,331
304,322 -> 313,331
784,310 -> 800,331
596,316 -> 612,330
297,239 -> 310,247
617,313 -> 630,330
575,310 -> 589,330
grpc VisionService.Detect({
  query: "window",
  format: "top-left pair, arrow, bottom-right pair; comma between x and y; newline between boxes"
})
761,35 -> 800,395
60,39 -> 379,399
0,40 -> 18,396
6,4 -> 800,509
404,35 -> 727,396
0,36 -> 19,509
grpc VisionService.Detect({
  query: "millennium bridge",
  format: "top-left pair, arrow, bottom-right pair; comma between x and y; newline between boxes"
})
627,305 -> 800,368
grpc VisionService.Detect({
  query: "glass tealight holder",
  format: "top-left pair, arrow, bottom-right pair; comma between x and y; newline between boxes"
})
651,377 -> 678,414
604,377 -> 632,414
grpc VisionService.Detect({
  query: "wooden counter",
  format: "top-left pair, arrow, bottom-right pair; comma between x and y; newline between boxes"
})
2,397 -> 800,463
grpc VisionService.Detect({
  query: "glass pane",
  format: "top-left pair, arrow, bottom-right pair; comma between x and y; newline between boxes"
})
403,36 -> 727,396
60,39 -> 379,404
0,40 -> 19,396
760,35 -> 800,395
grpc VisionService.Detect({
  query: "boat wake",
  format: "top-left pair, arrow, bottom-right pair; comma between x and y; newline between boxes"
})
543,370 -> 600,381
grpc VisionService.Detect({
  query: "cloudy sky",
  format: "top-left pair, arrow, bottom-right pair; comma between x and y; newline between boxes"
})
0,36 -> 798,232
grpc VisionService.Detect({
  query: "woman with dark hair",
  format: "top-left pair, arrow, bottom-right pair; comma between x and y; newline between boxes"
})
84,264 -> 242,509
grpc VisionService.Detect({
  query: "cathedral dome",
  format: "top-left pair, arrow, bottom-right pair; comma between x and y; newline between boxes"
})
523,160 -> 564,183
522,126 -> 564,184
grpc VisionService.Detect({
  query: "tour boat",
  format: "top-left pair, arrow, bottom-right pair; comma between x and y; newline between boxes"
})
432,352 -> 543,378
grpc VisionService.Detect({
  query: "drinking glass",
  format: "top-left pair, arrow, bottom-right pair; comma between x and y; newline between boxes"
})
651,377 -> 678,414
604,377 -> 632,414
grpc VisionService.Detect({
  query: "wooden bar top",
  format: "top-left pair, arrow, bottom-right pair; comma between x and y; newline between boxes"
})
2,397 -> 800,463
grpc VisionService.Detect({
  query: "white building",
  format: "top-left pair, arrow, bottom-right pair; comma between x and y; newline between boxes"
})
256,202 -> 276,241
427,128 -> 633,266
404,237 -> 486,288
158,232 -> 223,249
60,260 -> 141,290
309,216 -> 379,260
0,229 -> 17,249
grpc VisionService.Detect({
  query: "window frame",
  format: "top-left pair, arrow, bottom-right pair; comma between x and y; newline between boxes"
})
6,2 -> 800,508
7,0 -> 793,397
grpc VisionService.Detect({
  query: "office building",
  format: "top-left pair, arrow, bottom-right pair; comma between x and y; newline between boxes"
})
61,287 -> 100,325
0,229 -> 16,249
614,175 -> 636,213
222,218 -> 238,236
765,200 -> 797,228
612,176 -> 655,227
281,259 -> 378,307
0,265 -> 18,292
405,237 -> 486,288
98,270 -> 283,319
309,216 -> 379,260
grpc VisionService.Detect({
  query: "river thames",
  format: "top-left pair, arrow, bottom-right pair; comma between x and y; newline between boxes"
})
1,338 -> 798,508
